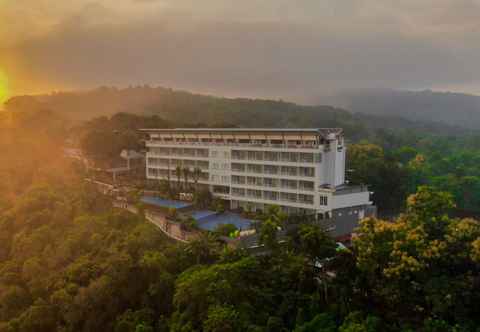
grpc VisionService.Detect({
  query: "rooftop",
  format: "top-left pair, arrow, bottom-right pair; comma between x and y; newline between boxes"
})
140,127 -> 343,137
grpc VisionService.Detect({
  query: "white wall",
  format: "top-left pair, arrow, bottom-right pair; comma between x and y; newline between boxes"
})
332,191 -> 370,210
335,144 -> 346,186
208,147 -> 231,186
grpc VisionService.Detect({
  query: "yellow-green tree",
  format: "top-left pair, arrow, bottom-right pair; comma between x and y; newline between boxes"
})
353,186 -> 480,325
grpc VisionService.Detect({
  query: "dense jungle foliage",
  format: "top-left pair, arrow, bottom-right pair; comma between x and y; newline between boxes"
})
1,104 -> 480,331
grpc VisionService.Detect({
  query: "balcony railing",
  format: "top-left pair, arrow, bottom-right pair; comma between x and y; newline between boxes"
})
148,140 -> 319,149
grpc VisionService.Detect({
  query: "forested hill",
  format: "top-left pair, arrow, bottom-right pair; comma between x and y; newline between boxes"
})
4,86 -> 465,140
1,110 -> 480,331
329,88 -> 480,130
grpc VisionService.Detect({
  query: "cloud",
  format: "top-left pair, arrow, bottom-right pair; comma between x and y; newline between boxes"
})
2,0 -> 480,101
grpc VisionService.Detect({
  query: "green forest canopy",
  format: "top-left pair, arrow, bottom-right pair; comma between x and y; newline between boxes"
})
1,99 -> 480,331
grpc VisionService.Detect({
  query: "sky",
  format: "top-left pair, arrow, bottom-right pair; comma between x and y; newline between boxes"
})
1,0 -> 480,103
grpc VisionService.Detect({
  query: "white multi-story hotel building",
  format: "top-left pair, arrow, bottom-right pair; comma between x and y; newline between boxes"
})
142,128 -> 375,236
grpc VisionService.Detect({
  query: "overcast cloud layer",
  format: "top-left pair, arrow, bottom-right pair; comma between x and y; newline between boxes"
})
1,0 -> 480,102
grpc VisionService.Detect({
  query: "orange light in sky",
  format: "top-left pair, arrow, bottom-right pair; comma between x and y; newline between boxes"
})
0,70 -> 9,104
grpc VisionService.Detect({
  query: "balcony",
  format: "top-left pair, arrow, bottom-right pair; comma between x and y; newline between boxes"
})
147,140 -> 319,149
298,186 -> 314,191
281,171 -> 298,177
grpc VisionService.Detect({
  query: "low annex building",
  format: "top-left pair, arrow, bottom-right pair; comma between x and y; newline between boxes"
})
141,128 -> 375,237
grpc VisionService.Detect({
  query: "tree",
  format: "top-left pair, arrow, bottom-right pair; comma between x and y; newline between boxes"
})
212,198 -> 225,213
182,167 -> 190,192
185,234 -> 221,265
0,286 -> 31,321
259,219 -> 280,252
203,305 -> 242,332
115,309 -> 154,332
347,142 -> 409,212
353,186 -> 480,325
295,313 -> 336,332
175,165 -> 182,191
193,167 -> 202,192
338,311 -> 381,332
266,316 -> 285,332
157,180 -> 170,198
296,224 -> 336,262
194,188 -> 213,208
214,223 -> 238,237
259,205 -> 287,253
172,257 -> 257,330
8,300 -> 57,332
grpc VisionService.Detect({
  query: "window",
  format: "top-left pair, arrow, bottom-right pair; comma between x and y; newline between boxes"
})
299,153 -> 313,163
299,180 -> 314,191
299,167 -> 314,177
320,196 -> 328,206
299,194 -> 314,204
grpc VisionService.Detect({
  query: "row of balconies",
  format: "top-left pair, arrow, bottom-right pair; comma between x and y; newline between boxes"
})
231,188 -> 314,205
147,158 -> 209,170
231,163 -> 315,177
147,168 -> 209,181
231,150 -> 319,163
147,140 -> 319,149
231,175 -> 315,191
233,200 -> 317,216
148,147 -> 210,158
149,147 -> 321,163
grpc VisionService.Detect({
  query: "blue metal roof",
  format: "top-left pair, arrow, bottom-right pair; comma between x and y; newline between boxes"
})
190,210 -> 218,221
191,211 -> 254,231
141,196 -> 192,209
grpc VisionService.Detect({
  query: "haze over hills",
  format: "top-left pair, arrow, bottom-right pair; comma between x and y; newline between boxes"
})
3,86 -> 467,141
327,89 -> 480,130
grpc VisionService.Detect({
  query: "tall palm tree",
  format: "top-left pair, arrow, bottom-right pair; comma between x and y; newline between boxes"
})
175,165 -> 182,190
193,167 -> 202,192
183,167 -> 190,192
166,162 -> 173,198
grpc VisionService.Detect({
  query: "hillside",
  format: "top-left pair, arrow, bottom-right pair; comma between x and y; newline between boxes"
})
1,112 -> 480,331
329,89 -> 480,130
2,90 -> 480,332
3,86 -> 466,142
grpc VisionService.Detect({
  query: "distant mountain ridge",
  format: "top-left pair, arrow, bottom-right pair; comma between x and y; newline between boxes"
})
3,86 -> 467,140
328,89 -> 480,130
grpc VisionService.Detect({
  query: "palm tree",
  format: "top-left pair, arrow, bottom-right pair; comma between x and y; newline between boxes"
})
166,162 -> 174,198
183,167 -> 190,192
167,162 -> 171,187
193,167 -> 202,192
175,165 -> 182,190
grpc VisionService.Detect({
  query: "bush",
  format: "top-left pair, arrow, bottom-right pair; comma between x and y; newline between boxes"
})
214,223 -> 238,237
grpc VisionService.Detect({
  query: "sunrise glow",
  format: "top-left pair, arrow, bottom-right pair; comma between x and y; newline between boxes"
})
0,70 -> 8,104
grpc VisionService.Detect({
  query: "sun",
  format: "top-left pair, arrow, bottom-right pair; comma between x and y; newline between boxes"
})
0,70 -> 9,104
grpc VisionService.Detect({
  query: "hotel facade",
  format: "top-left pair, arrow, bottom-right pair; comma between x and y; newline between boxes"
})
142,128 -> 375,236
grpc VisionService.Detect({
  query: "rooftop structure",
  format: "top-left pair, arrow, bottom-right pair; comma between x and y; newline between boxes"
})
142,127 -> 374,237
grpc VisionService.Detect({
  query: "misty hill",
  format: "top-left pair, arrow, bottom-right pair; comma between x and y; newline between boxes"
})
329,89 -> 480,130
4,86 -> 465,141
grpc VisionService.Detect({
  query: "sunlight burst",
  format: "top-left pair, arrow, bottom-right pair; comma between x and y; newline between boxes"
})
0,70 -> 8,104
